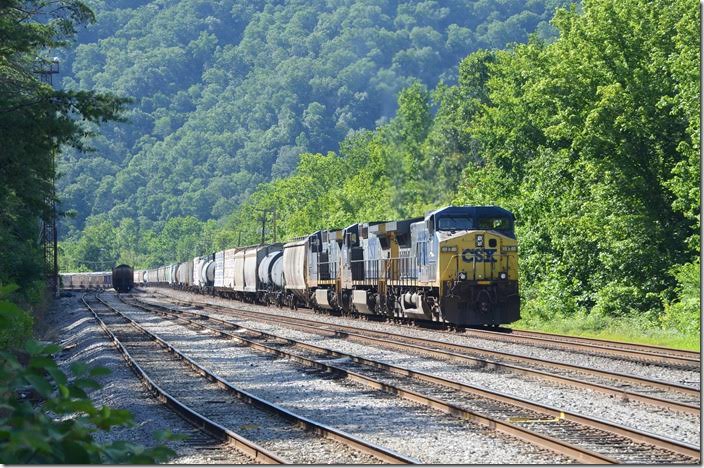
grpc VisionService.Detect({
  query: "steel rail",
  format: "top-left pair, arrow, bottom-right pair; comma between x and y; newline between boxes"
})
125,295 -> 701,463
459,328 -> 699,368
95,294 -> 416,464
509,328 -> 700,360
148,294 -> 700,414
80,294 -> 285,464
124,297 -> 619,464
144,286 -> 699,366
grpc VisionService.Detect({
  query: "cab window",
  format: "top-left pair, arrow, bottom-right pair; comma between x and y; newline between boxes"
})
477,216 -> 513,231
437,216 -> 473,231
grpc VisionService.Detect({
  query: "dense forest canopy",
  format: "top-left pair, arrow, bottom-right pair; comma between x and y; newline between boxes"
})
59,0 -> 699,339
57,0 -> 572,237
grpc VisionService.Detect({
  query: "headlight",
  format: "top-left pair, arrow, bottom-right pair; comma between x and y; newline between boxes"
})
476,234 -> 484,247
499,272 -> 507,280
458,272 -> 467,281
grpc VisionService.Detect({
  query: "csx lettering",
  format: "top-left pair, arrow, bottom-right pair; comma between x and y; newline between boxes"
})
461,248 -> 497,263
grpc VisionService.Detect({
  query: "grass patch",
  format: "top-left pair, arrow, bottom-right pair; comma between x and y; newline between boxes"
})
514,313 -> 700,351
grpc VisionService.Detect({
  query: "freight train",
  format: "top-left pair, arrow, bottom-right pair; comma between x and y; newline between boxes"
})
60,271 -> 112,290
60,265 -> 135,292
137,206 -> 520,327
112,264 -> 135,293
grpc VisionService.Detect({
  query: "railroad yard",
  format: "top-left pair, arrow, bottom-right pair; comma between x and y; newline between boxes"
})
42,288 -> 700,465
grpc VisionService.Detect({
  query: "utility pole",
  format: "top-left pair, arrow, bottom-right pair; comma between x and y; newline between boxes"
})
255,208 -> 276,245
34,57 -> 61,298
260,211 -> 267,245
272,207 -> 277,243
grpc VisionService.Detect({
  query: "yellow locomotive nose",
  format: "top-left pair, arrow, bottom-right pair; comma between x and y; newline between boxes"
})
442,230 -> 512,282
437,226 -> 519,326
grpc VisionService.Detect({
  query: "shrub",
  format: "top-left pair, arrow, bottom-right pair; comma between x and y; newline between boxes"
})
661,260 -> 701,335
0,285 -> 34,351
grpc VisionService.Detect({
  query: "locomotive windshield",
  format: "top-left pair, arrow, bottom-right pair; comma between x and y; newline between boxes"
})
437,216 -> 474,231
477,216 -> 513,232
436,215 -> 513,233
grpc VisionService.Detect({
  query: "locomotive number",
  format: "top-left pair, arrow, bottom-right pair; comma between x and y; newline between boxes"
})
461,248 -> 497,263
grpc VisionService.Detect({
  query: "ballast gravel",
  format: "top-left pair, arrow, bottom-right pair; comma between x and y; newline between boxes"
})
93,299 -> 380,464
147,287 -> 699,388
142,288 -> 701,447
111,294 -> 573,464
40,294 -> 253,464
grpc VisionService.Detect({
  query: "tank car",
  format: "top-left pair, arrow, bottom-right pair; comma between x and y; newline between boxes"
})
215,244 -> 283,301
112,264 -> 134,293
257,248 -> 284,304
192,253 -> 215,293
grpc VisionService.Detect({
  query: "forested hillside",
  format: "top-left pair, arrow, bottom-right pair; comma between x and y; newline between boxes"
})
213,0 -> 698,339
59,0 -> 699,343
58,0 -> 570,237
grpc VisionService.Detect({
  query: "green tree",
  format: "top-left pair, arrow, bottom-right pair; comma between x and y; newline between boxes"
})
453,0 -> 699,326
1,0 -> 126,292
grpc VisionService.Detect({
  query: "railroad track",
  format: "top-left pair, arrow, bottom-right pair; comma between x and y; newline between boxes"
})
82,293 -> 412,464
141,287 -> 699,369
146,291 -> 700,415
458,327 -> 700,369
81,293 -> 275,464
124,294 -> 700,464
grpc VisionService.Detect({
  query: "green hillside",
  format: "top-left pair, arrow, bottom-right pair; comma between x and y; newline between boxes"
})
57,0 -> 571,236
61,0 -> 699,346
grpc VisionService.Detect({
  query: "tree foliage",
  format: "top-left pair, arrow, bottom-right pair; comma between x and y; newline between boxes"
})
452,0 -> 699,326
215,0 -> 700,334
0,0 -> 126,293
57,0 -> 572,237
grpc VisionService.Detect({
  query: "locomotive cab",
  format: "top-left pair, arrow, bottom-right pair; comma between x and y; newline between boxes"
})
411,206 -> 520,326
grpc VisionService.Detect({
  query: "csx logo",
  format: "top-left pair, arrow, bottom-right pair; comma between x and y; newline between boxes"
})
462,248 -> 497,263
